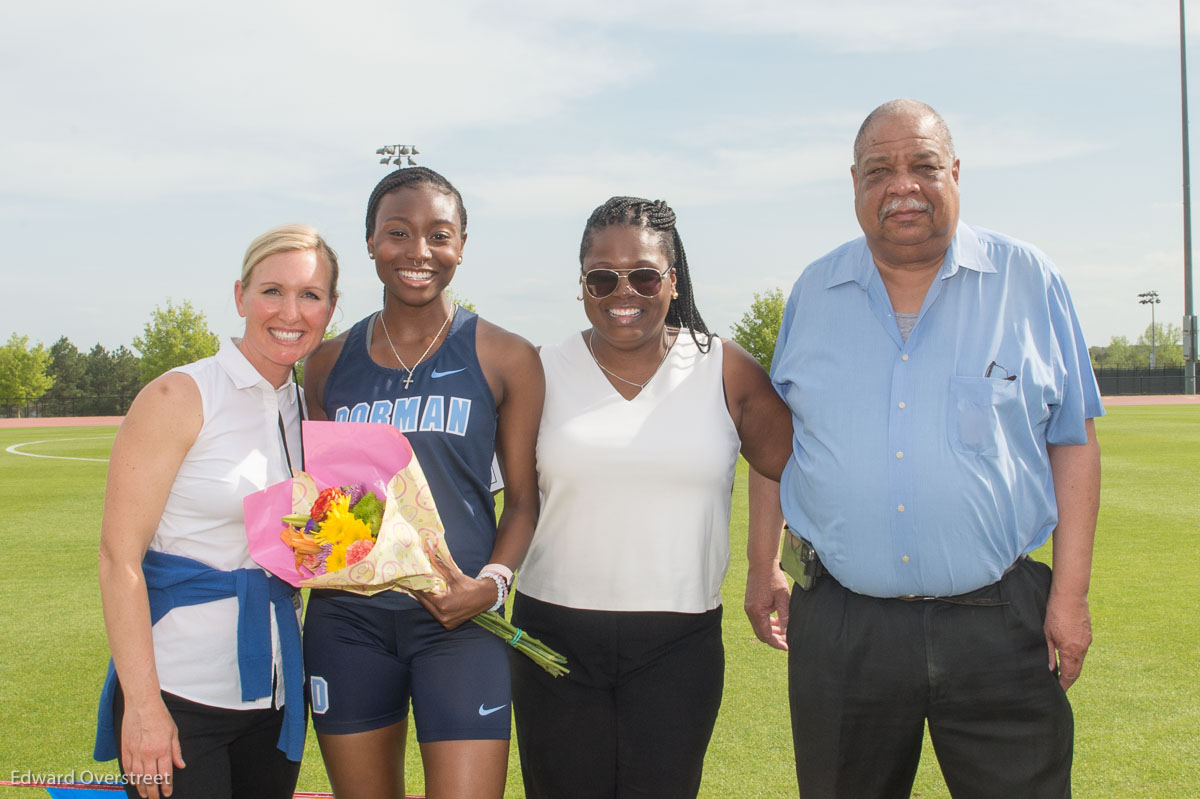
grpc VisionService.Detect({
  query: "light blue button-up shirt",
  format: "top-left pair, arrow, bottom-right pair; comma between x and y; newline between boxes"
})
771,222 -> 1104,598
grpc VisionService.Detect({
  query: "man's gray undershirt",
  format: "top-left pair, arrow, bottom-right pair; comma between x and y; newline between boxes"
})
896,312 -> 919,342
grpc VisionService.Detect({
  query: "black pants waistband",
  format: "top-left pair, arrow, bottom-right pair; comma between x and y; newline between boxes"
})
806,548 -> 1026,607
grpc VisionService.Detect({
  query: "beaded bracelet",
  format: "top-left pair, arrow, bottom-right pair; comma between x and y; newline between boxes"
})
479,570 -> 507,612
480,562 -> 514,588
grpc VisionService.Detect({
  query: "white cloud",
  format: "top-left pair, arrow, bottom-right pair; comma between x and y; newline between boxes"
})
0,1 -> 646,201
0,0 -> 1150,205
503,0 -> 1178,49
953,118 -> 1107,168
463,107 -> 1103,220
2,0 -> 1186,354
1069,247 -> 1186,346
464,144 -> 847,219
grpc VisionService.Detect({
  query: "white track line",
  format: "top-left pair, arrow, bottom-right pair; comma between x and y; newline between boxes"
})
5,436 -> 111,463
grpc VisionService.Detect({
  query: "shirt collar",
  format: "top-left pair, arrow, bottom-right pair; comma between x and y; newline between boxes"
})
825,220 -> 996,290
940,221 -> 995,279
217,338 -> 280,393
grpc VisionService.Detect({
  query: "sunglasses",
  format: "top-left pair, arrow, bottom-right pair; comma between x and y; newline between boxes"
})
580,266 -> 673,299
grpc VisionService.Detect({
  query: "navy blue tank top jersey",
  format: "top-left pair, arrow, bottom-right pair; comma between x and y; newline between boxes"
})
318,309 -> 498,610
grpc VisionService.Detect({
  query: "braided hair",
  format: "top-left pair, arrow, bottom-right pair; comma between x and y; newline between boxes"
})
364,166 -> 468,240
579,196 -> 712,352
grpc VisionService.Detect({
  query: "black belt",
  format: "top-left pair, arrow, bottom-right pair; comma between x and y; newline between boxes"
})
895,594 -> 1008,607
809,548 -> 1018,607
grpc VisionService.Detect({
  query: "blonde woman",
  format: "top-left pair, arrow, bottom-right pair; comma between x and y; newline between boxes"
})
96,225 -> 338,799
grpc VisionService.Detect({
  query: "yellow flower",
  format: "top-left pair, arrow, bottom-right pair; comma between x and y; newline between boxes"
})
316,496 -> 374,572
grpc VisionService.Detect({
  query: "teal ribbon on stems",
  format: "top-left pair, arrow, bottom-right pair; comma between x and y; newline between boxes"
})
471,611 -> 568,677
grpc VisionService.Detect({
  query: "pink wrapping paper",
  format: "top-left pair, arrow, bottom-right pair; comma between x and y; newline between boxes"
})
244,421 -> 457,594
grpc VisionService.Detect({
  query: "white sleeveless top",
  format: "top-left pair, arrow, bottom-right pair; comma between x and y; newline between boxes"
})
149,339 -> 300,709
519,331 -> 740,613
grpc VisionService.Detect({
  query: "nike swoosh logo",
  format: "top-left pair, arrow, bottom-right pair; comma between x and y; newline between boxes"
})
478,703 -> 509,716
431,367 -> 467,379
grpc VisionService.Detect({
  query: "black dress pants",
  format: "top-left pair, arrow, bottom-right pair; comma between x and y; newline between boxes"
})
510,592 -> 725,799
787,558 -> 1073,799
112,682 -> 300,799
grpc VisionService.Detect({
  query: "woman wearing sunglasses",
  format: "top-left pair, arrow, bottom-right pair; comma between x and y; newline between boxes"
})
509,196 -> 792,799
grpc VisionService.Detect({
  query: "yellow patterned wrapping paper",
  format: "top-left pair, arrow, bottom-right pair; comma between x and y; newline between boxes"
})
294,458 -> 459,596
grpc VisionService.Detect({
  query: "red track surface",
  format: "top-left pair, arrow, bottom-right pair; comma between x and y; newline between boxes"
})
0,417 -> 124,428
1101,394 -> 1200,405
0,782 -> 424,798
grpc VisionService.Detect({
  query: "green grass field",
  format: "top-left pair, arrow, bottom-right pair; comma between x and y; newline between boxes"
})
0,405 -> 1197,797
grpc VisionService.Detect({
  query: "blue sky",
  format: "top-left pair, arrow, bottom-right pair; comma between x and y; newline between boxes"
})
3,1 -> 1195,356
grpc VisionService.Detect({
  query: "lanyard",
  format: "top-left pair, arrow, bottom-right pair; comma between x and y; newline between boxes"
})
276,370 -> 306,474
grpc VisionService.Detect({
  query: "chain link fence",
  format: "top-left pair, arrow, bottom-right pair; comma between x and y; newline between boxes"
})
3,370 -> 1186,417
1092,366 -> 1186,396
0,395 -> 136,419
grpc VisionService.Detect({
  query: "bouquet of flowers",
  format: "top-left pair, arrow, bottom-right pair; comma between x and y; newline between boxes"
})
278,482 -> 385,577
244,421 -> 566,676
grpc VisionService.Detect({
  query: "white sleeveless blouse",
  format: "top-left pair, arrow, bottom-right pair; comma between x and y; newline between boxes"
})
149,340 -> 300,709
519,331 -> 741,613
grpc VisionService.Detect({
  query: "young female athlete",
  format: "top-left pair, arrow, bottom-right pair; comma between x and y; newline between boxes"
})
301,166 -> 543,799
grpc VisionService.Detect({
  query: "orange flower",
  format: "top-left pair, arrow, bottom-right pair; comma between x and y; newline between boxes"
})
310,487 -> 346,523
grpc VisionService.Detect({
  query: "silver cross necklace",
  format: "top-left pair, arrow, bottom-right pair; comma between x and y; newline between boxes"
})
379,305 -> 457,389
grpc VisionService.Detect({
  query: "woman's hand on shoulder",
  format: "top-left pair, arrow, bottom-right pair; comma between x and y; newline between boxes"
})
301,331 -> 348,422
722,339 -> 792,482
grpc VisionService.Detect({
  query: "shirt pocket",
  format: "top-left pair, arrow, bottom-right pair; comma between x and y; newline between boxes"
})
947,376 -> 1023,457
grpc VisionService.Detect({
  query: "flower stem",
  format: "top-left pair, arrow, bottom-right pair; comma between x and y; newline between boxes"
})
470,611 -> 568,677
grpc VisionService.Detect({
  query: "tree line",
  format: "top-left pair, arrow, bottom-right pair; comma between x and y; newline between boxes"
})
0,291 -> 470,417
1088,323 -> 1186,369
1,300 -> 219,417
732,290 -> 1188,373
3,288 -> 1167,418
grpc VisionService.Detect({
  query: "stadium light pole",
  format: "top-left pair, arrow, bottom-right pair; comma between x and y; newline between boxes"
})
1139,291 -> 1161,368
376,144 -> 420,169
1182,0 -> 1197,393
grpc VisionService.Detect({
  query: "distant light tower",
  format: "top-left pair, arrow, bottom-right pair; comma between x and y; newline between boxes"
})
376,144 -> 420,169
1139,291 -> 1162,368
1180,0 -> 1196,392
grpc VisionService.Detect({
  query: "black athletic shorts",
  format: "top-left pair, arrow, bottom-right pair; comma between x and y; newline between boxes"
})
303,593 -> 511,741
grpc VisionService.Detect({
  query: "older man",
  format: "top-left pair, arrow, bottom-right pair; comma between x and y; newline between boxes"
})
745,99 -> 1102,798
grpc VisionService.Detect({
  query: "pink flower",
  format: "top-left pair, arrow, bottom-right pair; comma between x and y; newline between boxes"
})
345,538 -> 375,566
300,544 -> 331,575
